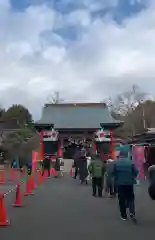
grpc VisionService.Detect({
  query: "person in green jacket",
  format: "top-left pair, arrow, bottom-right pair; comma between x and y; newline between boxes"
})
88,153 -> 106,197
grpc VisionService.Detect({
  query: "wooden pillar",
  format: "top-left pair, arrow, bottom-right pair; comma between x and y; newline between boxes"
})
61,138 -> 64,157
40,129 -> 44,160
93,142 -> 97,153
110,129 -> 114,160
57,133 -> 63,157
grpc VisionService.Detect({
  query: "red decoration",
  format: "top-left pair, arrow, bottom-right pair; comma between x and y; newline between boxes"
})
40,130 -> 44,160
52,132 -> 56,137
57,143 -> 62,157
110,129 -> 114,160
93,143 -> 97,153
100,132 -> 104,137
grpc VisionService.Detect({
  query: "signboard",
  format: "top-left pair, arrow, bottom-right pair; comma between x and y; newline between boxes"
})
43,129 -> 58,141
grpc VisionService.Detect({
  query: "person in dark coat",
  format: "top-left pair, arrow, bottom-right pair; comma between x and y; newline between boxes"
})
78,148 -> 88,184
42,156 -> 51,177
54,157 -> 61,178
11,158 -> 17,169
112,150 -> 138,222
73,147 -> 80,179
148,165 -> 155,200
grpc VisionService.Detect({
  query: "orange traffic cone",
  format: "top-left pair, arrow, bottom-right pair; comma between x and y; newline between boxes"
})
9,168 -> 14,181
69,168 -> 73,177
0,170 -> 4,184
0,193 -> 10,226
24,176 -> 34,196
15,169 -> 20,181
37,171 -> 42,185
12,183 -> 23,207
31,175 -> 37,189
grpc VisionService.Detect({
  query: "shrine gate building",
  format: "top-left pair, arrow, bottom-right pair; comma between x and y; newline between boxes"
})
34,103 -> 122,160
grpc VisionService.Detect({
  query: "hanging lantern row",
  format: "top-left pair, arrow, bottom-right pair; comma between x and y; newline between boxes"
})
42,127 -> 112,143
68,137 -> 86,144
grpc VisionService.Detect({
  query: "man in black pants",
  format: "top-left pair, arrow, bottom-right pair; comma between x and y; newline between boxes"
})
88,154 -> 105,197
92,177 -> 103,197
117,185 -> 135,220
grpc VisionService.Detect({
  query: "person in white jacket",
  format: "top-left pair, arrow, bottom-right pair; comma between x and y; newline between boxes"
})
86,156 -> 91,181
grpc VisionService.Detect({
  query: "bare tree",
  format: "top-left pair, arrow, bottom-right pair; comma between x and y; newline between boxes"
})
103,85 -> 154,138
105,85 -> 148,116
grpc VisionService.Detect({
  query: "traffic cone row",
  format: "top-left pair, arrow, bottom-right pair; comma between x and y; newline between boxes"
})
0,167 -> 56,227
0,167 -> 56,185
0,168 -> 26,185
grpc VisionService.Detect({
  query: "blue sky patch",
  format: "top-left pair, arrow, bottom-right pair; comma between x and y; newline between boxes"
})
10,0 -> 148,41
11,0 -> 147,17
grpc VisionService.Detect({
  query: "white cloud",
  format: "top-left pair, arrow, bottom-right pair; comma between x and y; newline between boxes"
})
67,10 -> 91,27
0,0 -> 155,119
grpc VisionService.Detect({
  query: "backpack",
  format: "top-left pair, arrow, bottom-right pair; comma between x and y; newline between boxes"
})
92,161 -> 103,177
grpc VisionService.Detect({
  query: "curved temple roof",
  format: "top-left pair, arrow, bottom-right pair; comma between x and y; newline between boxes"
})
36,103 -> 122,129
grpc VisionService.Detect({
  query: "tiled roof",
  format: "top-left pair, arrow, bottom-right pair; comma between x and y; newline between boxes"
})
37,103 -> 121,129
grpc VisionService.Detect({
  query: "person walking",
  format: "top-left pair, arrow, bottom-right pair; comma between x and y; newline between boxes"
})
54,157 -> 61,178
42,156 -> 51,177
112,149 -> 138,222
105,157 -> 116,198
78,147 -> 88,184
88,153 -> 106,197
86,156 -> 91,181
73,147 -> 80,179
148,164 -> 155,200
11,158 -> 18,169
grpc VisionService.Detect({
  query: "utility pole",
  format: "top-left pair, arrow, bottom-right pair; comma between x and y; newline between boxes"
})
55,91 -> 59,103
142,107 -> 146,129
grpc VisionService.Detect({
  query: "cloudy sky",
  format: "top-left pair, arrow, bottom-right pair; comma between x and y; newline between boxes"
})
0,0 -> 155,119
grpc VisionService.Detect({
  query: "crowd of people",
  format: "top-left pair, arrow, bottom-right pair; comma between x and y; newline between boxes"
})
72,145 -> 155,224
11,154 -> 64,178
11,144 -> 155,224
